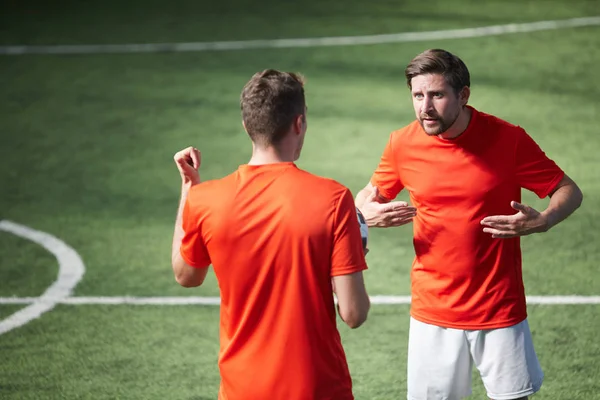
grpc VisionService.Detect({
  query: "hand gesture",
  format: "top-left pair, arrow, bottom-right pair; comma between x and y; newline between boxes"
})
174,147 -> 201,186
360,187 -> 417,228
480,201 -> 548,239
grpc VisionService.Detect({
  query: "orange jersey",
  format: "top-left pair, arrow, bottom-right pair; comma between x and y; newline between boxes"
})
180,162 -> 367,399
371,107 -> 564,329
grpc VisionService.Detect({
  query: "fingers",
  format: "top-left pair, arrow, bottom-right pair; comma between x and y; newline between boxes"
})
482,202 -> 539,227
174,147 -> 201,169
511,201 -> 525,211
481,215 -> 512,225
482,227 -> 517,239
388,217 -> 415,226
480,219 -> 513,229
381,208 -> 417,226
386,205 -> 417,215
511,201 -> 536,215
382,203 -> 417,216
190,148 -> 201,169
174,146 -> 202,185
385,201 -> 411,210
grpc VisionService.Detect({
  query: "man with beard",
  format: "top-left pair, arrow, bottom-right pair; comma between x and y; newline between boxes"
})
355,49 -> 583,400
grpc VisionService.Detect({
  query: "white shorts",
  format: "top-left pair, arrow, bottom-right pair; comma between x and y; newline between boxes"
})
407,317 -> 544,400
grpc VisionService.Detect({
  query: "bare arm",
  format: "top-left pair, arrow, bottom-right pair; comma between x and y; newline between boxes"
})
481,174 -> 583,238
333,272 -> 370,329
171,147 -> 210,287
541,174 -> 583,231
171,184 -> 209,287
355,182 -> 389,209
355,182 -> 416,228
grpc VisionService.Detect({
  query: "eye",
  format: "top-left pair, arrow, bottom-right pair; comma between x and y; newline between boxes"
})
433,92 -> 444,98
414,93 -> 424,99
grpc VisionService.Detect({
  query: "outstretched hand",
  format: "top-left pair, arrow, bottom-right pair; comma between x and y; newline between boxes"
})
174,146 -> 201,186
480,201 -> 548,238
359,187 -> 417,228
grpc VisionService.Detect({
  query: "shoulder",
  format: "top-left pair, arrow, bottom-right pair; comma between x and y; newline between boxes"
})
293,168 -> 349,195
390,120 -> 422,142
188,172 -> 236,202
475,109 -> 525,135
296,168 -> 346,191
471,108 -> 532,149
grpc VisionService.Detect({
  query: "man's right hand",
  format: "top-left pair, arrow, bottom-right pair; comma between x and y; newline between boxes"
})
358,186 -> 417,228
174,146 -> 201,187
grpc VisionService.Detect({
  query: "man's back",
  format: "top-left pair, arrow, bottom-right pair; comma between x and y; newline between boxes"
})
181,162 -> 366,400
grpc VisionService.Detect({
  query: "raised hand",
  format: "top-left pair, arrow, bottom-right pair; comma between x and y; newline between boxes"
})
480,201 -> 548,239
359,187 -> 417,228
174,146 -> 201,186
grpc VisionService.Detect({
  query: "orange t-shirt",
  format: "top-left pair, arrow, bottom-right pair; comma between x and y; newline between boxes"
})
371,107 -> 564,329
180,162 -> 367,400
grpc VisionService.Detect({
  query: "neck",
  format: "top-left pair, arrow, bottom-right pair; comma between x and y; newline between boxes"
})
248,144 -> 296,165
438,106 -> 473,140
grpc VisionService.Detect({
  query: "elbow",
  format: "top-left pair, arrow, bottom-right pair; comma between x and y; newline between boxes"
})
172,254 -> 206,288
345,315 -> 367,329
175,275 -> 202,288
343,311 -> 369,329
576,188 -> 583,209
339,303 -> 370,329
173,264 -> 205,288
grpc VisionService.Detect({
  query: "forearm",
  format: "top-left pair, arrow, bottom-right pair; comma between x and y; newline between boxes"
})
171,146 -> 207,287
172,184 -> 191,262
354,188 -> 372,210
542,179 -> 583,231
171,183 -> 208,287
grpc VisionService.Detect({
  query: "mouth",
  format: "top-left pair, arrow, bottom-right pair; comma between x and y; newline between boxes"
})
422,118 -> 438,125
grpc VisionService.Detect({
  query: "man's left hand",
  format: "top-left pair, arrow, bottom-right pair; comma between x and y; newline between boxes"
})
480,201 -> 548,238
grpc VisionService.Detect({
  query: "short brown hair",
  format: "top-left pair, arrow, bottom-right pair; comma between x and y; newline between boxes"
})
405,49 -> 470,94
240,69 -> 306,146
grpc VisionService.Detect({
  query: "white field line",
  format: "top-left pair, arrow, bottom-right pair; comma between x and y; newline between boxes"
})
1,295 -> 599,306
0,220 -> 85,335
1,16 -> 599,56
1,219 -> 598,340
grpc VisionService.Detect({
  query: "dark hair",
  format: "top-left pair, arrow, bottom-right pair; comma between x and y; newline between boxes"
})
405,49 -> 470,94
240,69 -> 306,146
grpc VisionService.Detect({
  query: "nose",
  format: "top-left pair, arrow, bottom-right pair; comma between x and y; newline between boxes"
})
421,96 -> 434,114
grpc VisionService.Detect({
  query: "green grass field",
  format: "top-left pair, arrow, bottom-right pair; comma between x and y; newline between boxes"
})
1,0 -> 599,398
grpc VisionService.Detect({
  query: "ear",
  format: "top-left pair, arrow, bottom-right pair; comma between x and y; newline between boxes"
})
293,114 -> 305,135
459,86 -> 470,106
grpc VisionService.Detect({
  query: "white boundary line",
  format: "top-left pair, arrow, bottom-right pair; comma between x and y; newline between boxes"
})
1,16 -> 599,55
1,220 -> 598,338
1,295 -> 599,306
0,220 -> 85,335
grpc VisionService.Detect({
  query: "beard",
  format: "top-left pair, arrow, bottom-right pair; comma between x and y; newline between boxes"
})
418,110 -> 460,136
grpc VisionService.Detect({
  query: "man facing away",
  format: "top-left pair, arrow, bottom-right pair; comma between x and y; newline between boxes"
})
355,49 -> 583,400
171,69 -> 371,400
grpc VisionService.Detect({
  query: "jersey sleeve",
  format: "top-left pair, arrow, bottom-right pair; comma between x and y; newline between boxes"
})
331,188 -> 368,277
515,129 -> 565,198
370,132 -> 404,201
180,193 -> 211,268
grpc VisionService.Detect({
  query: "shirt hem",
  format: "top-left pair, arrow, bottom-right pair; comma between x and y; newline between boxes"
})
538,170 -> 565,198
331,263 -> 368,277
486,376 -> 543,400
180,248 -> 211,269
369,178 -> 395,201
410,311 -> 527,330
